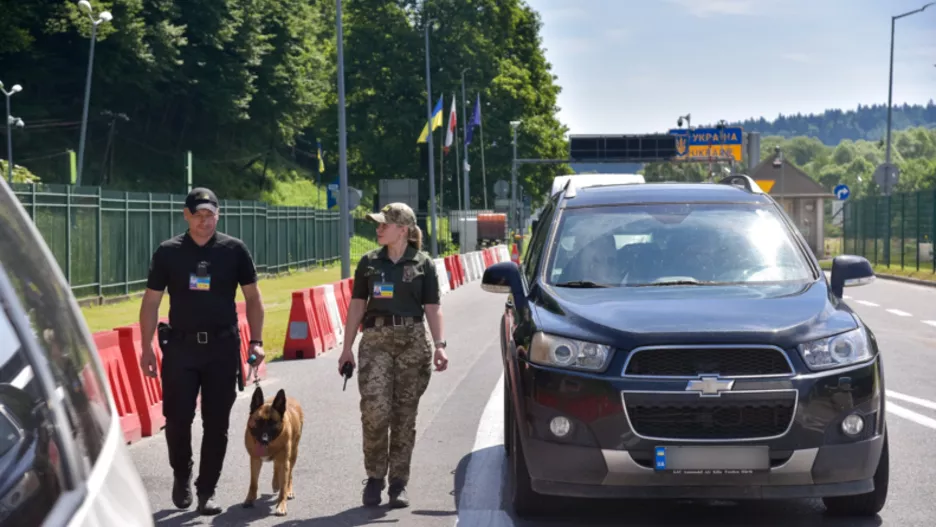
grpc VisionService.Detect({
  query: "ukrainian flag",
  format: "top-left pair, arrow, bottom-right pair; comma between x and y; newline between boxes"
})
317,140 -> 325,173
417,95 -> 444,143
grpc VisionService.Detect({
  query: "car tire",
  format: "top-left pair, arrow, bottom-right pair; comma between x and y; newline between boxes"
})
503,377 -> 512,457
822,431 -> 889,517
510,415 -> 544,517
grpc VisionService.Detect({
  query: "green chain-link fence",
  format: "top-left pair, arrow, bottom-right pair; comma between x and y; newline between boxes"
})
841,189 -> 936,272
12,183 -> 342,302
12,183 -> 499,302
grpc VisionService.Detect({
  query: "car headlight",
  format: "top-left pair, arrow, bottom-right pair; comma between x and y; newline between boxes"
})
797,327 -> 873,371
530,332 -> 612,371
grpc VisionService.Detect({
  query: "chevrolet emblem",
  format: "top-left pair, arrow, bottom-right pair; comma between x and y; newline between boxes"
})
685,376 -> 735,397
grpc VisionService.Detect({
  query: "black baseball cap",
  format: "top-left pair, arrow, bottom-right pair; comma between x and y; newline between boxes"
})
185,187 -> 219,214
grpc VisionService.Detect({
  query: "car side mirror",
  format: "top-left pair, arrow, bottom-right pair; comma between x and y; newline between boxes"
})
531,219 -> 538,232
829,255 -> 874,299
481,262 -> 527,309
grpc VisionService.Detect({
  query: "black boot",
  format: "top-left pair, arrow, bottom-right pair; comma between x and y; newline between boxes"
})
172,473 -> 192,509
362,478 -> 385,507
388,479 -> 409,509
197,494 -> 222,516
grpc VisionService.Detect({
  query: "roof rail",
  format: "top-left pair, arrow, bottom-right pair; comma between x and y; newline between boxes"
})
717,174 -> 764,194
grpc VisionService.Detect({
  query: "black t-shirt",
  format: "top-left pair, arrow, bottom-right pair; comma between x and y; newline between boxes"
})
145,231 -> 258,331
351,245 -> 441,318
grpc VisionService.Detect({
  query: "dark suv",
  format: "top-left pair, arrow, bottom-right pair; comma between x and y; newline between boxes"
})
482,175 -> 886,518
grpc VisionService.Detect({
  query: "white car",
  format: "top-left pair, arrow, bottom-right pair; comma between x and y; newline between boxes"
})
0,178 -> 152,526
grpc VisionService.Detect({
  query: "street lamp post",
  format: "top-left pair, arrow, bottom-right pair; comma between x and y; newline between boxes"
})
1,81 -> 24,183
424,15 -> 439,257
884,2 -> 933,195
336,0 -> 351,278
76,0 -> 113,187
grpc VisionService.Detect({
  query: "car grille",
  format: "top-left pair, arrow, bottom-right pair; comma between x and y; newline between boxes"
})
623,391 -> 797,441
623,347 -> 793,377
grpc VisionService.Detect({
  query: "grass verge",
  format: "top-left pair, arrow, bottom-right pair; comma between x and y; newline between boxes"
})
79,266 -> 344,362
818,259 -> 936,283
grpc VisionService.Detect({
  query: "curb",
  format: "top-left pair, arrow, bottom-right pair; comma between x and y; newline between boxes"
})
872,271 -> 936,289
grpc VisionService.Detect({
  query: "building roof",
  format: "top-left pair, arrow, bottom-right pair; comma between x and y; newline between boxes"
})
750,152 -> 833,198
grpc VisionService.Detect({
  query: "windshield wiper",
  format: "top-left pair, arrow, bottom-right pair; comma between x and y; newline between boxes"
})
553,280 -> 611,288
632,279 -> 717,287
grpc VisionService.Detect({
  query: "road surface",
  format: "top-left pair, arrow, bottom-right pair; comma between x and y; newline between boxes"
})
130,275 -> 936,526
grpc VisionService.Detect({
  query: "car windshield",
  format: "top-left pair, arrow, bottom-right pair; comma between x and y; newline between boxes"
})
546,202 -> 814,287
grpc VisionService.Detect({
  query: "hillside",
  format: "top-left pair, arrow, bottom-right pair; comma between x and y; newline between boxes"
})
726,102 -> 936,146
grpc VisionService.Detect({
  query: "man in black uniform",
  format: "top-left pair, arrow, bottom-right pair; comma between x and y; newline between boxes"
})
139,187 -> 266,515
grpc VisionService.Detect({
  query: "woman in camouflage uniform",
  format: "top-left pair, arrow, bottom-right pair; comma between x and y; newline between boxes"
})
339,202 -> 449,509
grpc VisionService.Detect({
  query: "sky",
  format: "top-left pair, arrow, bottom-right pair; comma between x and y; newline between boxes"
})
524,0 -> 936,135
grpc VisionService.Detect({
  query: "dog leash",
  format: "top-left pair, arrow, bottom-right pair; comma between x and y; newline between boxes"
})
248,353 -> 261,387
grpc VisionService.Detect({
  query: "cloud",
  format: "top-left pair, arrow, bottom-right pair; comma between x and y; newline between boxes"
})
780,52 -> 812,63
547,35 -> 600,55
537,6 -> 589,22
664,0 -> 760,17
605,28 -> 628,42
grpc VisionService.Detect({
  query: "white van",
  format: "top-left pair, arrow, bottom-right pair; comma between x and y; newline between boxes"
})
550,173 -> 645,197
0,178 -> 153,526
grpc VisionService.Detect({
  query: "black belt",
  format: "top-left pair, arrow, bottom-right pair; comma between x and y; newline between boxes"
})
362,315 -> 423,329
171,325 -> 239,345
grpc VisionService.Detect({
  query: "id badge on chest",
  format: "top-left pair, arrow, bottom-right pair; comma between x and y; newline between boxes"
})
372,272 -> 393,299
190,261 -> 211,291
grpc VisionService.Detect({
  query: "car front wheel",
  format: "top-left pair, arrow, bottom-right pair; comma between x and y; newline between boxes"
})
822,431 -> 889,516
503,378 -> 511,457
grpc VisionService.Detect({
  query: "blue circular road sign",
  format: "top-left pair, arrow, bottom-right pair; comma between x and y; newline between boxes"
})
834,184 -> 850,201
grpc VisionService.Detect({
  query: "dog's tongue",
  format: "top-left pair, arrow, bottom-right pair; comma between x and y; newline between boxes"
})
254,443 -> 267,457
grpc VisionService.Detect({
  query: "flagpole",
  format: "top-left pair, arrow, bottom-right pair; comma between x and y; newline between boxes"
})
439,113 -> 444,212
424,14 -> 439,257
479,95 -> 488,209
461,70 -> 470,212
455,97 -> 462,217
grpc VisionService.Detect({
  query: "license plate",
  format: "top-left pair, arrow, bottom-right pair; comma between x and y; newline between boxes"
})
654,445 -> 769,475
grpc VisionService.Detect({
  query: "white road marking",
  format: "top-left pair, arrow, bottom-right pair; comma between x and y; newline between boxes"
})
843,295 -> 852,300
455,373 -> 513,527
922,320 -> 936,328
887,390 -> 936,412
855,300 -> 879,307
887,402 -> 936,431
886,309 -> 912,317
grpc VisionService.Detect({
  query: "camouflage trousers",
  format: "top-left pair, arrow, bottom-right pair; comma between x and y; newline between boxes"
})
358,322 -> 433,484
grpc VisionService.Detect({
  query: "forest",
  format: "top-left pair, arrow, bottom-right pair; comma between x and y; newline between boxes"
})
728,102 -> 936,146
1,1 -> 933,210
0,0 -> 569,209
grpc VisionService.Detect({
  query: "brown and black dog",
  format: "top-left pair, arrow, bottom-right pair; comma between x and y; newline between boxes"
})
243,386 -> 304,516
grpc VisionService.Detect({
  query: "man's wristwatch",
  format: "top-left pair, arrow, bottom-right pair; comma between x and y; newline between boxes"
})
435,340 -> 447,349
249,339 -> 263,346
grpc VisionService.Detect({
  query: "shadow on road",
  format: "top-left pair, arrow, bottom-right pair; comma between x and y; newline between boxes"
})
153,494 -> 402,526
452,446 -> 884,527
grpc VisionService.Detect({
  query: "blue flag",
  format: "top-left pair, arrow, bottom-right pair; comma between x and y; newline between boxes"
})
465,94 -> 482,146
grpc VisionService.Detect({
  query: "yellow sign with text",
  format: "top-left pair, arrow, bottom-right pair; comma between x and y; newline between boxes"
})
674,144 -> 743,163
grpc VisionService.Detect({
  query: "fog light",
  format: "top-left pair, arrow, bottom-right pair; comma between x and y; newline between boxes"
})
549,416 -> 571,437
841,414 -> 864,436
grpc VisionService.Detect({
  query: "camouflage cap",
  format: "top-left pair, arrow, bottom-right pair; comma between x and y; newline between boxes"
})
366,202 -> 416,227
